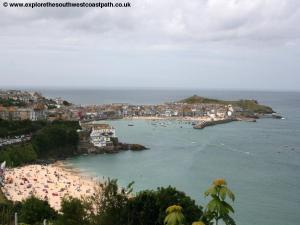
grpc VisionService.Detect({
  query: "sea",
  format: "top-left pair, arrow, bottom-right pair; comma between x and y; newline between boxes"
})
41,89 -> 300,225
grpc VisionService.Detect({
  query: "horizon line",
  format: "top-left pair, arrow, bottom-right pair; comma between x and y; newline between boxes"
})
0,86 -> 300,93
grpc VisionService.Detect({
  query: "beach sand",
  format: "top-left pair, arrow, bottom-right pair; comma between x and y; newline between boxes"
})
128,115 -> 215,122
1,163 -> 97,210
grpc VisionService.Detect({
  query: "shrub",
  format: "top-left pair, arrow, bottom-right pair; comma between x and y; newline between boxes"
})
56,197 -> 90,225
0,144 -> 37,167
126,186 -> 203,225
19,196 -> 57,225
156,186 -> 203,225
89,179 -> 133,225
127,190 -> 159,225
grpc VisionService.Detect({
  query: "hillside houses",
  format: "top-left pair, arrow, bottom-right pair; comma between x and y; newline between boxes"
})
90,124 -> 116,147
78,101 -> 236,121
0,105 -> 46,121
0,89 -> 240,122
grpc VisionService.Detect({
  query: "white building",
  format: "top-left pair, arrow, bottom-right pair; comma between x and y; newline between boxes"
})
90,124 -> 116,147
227,105 -> 234,117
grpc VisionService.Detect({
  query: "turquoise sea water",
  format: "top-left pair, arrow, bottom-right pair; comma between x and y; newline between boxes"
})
52,89 -> 300,225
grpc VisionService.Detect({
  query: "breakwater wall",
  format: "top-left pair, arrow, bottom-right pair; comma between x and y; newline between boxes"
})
193,118 -> 237,129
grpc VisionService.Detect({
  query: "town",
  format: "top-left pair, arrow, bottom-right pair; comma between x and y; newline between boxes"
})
0,90 -> 245,123
0,89 -> 278,150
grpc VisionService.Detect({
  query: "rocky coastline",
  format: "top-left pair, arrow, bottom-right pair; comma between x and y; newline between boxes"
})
78,129 -> 148,154
89,143 -> 148,154
193,113 -> 283,129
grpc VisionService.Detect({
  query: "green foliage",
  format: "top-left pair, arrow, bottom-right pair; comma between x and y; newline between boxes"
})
179,95 -> 222,104
156,186 -> 203,225
192,222 -> 206,225
0,179 -> 236,225
0,189 -> 8,204
19,196 -> 57,225
126,186 -> 202,225
0,97 -> 26,107
32,122 -> 79,158
178,95 -> 274,114
164,205 -> 185,225
56,196 -> 90,225
234,100 -> 273,114
0,144 -> 37,167
63,100 -> 72,106
51,120 -> 80,130
126,190 -> 159,225
47,104 -> 57,109
0,120 -> 79,167
202,179 -> 235,225
88,178 -> 133,225
0,119 -> 47,138
0,202 -> 15,224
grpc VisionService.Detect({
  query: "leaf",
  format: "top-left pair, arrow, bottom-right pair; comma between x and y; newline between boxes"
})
219,202 -> 229,215
222,214 -> 236,225
219,187 -> 227,200
164,205 -> 185,225
164,211 -> 185,225
226,188 -> 235,202
221,201 -> 235,214
192,221 -> 206,225
204,186 -> 217,197
207,198 -> 221,213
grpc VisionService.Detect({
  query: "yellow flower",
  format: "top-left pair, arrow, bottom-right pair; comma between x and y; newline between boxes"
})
213,178 -> 227,186
192,222 -> 206,225
166,205 -> 183,214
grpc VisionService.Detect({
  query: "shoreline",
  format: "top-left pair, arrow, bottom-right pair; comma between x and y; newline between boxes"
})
126,115 -> 220,122
54,160 -> 103,183
1,162 -> 99,210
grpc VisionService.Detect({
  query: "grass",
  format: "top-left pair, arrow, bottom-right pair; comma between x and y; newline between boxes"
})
0,187 -> 8,204
178,95 -> 274,114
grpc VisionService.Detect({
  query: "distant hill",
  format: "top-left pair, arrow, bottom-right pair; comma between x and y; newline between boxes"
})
178,95 -> 223,104
178,95 -> 274,114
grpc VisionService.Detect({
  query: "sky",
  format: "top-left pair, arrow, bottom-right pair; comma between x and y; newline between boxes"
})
0,0 -> 300,91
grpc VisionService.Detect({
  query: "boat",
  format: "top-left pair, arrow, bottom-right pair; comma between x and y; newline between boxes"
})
128,124 -> 134,126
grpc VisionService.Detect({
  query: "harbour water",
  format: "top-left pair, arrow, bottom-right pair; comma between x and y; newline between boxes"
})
42,89 -> 300,225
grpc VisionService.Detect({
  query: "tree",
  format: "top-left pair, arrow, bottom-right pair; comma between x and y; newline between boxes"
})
19,196 -> 57,225
164,205 -> 185,225
56,196 -> 89,225
89,178 -> 133,225
202,179 -> 235,225
0,201 -> 16,225
0,144 -> 37,167
32,123 -> 79,158
156,186 -> 203,225
126,190 -> 159,225
63,100 -> 71,106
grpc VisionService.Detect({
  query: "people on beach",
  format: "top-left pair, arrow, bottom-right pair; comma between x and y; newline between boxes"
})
1,164 -> 96,210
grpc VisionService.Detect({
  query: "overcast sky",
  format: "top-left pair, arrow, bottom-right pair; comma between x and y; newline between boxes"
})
0,0 -> 300,90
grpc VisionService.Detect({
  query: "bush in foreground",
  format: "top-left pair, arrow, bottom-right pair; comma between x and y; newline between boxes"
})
55,196 -> 90,225
19,196 -> 57,225
1,178 -> 235,225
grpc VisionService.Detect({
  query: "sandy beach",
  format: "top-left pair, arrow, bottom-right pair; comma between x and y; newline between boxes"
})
128,115 -> 216,122
1,163 -> 98,210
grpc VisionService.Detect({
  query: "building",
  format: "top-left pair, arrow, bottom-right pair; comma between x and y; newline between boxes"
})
0,106 -> 46,121
0,107 -> 20,120
0,106 -> 9,120
90,124 -> 116,147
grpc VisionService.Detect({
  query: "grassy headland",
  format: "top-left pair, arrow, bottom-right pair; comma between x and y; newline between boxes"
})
178,95 -> 274,114
0,120 -> 80,167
